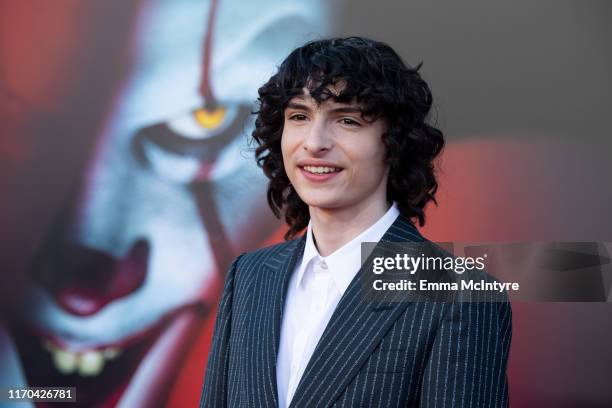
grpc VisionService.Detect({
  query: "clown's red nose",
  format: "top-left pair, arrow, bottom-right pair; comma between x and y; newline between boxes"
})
33,239 -> 149,316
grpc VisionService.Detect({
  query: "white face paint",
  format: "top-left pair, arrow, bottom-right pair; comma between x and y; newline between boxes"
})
11,0 -> 333,405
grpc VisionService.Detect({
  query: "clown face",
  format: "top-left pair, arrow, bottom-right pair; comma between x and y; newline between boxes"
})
6,0 -> 332,405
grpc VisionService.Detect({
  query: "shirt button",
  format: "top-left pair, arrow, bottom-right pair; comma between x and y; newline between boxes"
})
320,261 -> 328,269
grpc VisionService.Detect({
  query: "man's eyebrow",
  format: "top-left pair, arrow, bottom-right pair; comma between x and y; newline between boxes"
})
329,106 -> 363,114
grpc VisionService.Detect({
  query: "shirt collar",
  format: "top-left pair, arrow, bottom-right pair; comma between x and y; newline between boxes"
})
294,203 -> 401,292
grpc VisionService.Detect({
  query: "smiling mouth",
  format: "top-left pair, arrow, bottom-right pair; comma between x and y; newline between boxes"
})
301,165 -> 342,174
9,303 -> 205,407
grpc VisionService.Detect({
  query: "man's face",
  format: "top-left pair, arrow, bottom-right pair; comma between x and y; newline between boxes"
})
281,90 -> 389,215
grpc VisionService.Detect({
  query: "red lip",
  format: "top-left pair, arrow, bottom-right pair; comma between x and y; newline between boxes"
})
299,166 -> 342,182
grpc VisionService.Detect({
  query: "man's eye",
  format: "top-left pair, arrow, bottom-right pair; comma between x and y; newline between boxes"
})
289,114 -> 308,121
340,118 -> 361,126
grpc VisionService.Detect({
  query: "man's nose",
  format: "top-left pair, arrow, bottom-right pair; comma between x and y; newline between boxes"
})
303,119 -> 332,154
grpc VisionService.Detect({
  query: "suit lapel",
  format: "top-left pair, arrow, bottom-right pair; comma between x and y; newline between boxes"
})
288,214 -> 425,408
255,236 -> 306,407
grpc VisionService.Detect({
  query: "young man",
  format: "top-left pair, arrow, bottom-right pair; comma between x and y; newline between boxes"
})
200,37 -> 512,407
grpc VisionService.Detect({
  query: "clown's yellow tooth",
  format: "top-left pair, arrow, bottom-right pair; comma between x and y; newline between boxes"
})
52,349 -> 78,375
79,350 -> 105,377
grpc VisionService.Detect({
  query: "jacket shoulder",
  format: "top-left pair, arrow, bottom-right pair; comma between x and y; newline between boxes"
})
234,237 -> 303,271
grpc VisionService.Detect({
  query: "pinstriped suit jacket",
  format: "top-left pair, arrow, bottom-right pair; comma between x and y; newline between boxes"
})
200,214 -> 512,407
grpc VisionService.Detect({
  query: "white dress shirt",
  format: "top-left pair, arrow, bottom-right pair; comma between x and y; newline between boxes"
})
276,204 -> 400,408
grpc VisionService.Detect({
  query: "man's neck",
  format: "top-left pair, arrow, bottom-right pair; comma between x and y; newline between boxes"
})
309,199 -> 391,257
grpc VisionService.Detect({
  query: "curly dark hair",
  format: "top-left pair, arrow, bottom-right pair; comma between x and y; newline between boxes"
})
253,36 -> 444,240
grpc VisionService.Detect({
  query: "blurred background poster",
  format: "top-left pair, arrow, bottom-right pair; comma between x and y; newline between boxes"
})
0,0 -> 610,407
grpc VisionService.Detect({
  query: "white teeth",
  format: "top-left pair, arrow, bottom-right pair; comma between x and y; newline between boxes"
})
53,349 -> 78,375
43,340 -> 123,377
79,351 -> 104,377
303,165 -> 340,174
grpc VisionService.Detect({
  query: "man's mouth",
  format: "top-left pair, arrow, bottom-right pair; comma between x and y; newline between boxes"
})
301,165 -> 342,174
299,165 -> 343,182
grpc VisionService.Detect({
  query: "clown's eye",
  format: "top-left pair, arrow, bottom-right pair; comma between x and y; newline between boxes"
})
194,107 -> 227,129
132,104 -> 252,183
